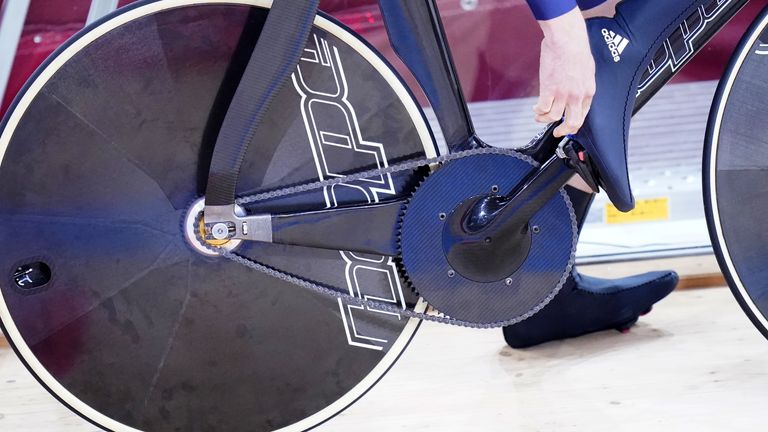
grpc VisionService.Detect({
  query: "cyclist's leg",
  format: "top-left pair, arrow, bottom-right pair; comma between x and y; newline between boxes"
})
509,0 -> 680,348
502,186 -> 678,348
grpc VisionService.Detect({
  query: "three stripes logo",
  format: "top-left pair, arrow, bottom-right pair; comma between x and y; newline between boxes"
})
757,43 -> 768,56
602,28 -> 630,62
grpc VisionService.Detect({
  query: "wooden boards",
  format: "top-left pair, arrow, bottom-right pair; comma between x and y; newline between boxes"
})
0,286 -> 766,431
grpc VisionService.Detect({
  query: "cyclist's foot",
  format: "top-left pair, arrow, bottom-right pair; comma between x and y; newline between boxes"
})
502,269 -> 678,349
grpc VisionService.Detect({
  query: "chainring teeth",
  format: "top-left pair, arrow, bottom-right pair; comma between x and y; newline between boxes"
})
398,152 -> 578,326
396,173 -> 432,295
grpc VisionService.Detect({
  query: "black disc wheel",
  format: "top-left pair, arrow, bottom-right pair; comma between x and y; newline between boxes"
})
0,1 -> 437,431
705,6 -> 768,340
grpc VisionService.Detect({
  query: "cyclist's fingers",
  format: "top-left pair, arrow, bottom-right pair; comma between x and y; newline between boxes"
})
536,97 -> 566,123
582,95 -> 594,117
533,93 -> 555,116
554,100 -> 585,137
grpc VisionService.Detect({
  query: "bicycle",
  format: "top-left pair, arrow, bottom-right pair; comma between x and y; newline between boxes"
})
0,0 -> 765,431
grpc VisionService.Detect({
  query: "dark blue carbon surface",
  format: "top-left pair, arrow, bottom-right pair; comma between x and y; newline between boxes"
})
400,153 -> 576,324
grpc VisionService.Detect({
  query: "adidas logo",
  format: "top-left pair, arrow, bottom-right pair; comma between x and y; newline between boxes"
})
601,29 -> 629,63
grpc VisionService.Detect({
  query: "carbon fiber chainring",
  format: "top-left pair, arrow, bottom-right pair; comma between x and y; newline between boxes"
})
399,152 -> 578,325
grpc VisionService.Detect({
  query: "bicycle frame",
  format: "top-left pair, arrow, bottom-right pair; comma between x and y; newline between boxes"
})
0,2 -> 765,429
206,0 -> 753,257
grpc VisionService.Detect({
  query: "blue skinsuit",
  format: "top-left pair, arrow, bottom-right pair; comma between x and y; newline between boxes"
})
526,0 -> 609,20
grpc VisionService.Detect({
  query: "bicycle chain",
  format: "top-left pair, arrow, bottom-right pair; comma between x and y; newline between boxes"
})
235,146 -> 538,205
197,146 -> 578,329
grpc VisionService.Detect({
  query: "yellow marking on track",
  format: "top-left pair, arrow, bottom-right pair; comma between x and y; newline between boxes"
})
605,197 -> 670,224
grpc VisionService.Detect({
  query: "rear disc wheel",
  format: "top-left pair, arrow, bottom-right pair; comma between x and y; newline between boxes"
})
0,1 -> 436,431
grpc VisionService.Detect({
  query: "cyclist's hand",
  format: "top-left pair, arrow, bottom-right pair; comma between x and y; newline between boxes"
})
533,8 -> 596,138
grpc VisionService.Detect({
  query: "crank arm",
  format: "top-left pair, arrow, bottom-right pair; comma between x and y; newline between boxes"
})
500,145 -> 576,224
204,200 -> 405,256
455,141 -> 582,241
485,139 -> 602,231
437,141 -> 584,280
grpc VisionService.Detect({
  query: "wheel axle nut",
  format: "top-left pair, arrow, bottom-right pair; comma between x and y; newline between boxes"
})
211,223 -> 230,240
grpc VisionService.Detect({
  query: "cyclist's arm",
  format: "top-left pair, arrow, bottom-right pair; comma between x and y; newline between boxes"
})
526,2 -> 596,137
526,0 -> 578,21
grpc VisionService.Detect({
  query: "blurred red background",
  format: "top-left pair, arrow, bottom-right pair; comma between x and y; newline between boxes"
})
1,0 -> 764,117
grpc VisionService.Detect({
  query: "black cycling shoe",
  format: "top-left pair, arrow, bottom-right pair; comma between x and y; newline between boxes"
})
502,269 -> 678,348
502,186 -> 678,348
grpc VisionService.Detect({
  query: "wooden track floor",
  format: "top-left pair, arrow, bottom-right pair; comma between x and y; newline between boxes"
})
1,284 -> 766,431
